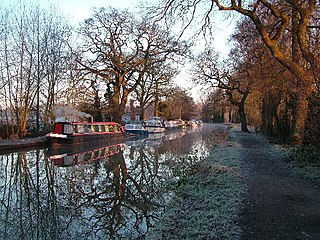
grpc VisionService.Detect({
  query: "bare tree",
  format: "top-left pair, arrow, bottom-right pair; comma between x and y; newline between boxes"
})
161,87 -> 197,120
0,2 -> 72,138
193,48 -> 252,131
134,62 -> 178,120
159,0 -> 320,143
231,18 -> 295,139
77,7 -> 188,123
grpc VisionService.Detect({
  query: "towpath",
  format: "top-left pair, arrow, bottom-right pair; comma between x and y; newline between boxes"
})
236,130 -> 320,239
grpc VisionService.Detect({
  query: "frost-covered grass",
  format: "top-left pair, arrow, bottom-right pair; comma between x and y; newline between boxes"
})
286,146 -> 320,185
147,128 -> 245,240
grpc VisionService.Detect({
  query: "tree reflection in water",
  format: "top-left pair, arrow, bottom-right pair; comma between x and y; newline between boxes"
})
0,124 -> 217,239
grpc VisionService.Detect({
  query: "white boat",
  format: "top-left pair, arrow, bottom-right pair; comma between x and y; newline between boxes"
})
124,123 -> 148,135
144,117 -> 166,133
188,119 -> 198,127
196,120 -> 204,126
175,119 -> 186,129
164,120 -> 178,129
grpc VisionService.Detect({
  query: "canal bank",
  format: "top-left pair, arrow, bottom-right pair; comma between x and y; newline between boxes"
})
147,125 -> 320,240
147,124 -> 245,239
0,136 -> 47,153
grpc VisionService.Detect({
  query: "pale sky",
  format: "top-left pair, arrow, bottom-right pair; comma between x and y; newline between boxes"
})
2,0 -> 234,101
54,0 -> 234,101
54,0 -> 141,23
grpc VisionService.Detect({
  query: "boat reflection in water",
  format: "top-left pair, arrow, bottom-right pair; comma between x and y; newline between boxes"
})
48,143 -> 125,167
0,123 -> 217,240
44,135 -> 170,239
125,132 -> 166,148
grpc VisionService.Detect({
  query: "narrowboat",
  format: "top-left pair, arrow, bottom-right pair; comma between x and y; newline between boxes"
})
175,119 -> 186,129
46,121 -> 125,144
188,119 -> 198,128
164,120 -> 178,129
144,117 -> 166,133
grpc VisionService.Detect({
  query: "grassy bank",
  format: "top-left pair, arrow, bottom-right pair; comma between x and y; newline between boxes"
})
147,127 -> 245,240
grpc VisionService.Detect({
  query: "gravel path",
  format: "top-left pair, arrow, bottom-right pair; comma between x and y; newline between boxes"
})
235,130 -> 320,240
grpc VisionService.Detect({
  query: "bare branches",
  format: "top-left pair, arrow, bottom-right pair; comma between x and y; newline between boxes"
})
0,2 -> 72,137
77,7 -> 187,122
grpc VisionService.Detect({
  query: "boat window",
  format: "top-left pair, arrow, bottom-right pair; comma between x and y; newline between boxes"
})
74,125 -> 78,133
84,124 -> 91,133
100,148 -> 106,156
109,125 -> 114,132
64,124 -> 73,134
77,154 -> 84,162
93,150 -> 100,158
75,124 -> 85,133
100,125 -> 106,132
93,125 -> 100,132
73,155 -> 79,164
109,145 -> 116,153
83,152 -> 91,162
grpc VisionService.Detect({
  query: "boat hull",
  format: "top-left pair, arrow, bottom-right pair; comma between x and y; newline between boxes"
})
46,132 -> 125,145
46,121 -> 125,147
125,129 -> 148,135
145,126 -> 166,133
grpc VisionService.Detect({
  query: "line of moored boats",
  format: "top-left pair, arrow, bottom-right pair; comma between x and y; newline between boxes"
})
46,117 -> 203,145
125,117 -> 203,135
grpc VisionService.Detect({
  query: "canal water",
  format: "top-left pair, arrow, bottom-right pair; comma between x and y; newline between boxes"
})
0,124 -> 220,239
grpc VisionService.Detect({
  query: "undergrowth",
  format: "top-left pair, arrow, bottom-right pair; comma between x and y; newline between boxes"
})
286,145 -> 320,184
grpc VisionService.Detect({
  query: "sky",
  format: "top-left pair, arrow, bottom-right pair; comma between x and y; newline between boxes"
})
51,0 -> 233,101
54,0 -> 233,101
2,0 -> 234,101
54,0 -> 140,23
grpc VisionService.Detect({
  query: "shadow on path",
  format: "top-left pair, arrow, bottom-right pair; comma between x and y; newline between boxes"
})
235,131 -> 320,240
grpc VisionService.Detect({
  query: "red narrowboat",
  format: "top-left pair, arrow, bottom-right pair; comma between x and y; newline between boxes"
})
46,121 -> 125,144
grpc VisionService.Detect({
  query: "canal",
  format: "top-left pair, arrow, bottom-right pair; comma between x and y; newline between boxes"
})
0,124 -> 221,239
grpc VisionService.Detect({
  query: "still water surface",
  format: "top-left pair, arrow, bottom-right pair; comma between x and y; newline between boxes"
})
0,124 -> 219,239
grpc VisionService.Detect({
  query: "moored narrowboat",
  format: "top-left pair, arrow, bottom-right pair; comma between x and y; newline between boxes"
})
46,121 -> 125,144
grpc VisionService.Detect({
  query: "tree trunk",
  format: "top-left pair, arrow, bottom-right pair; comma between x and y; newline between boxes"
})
261,94 -> 281,137
226,90 -> 250,132
111,83 -> 129,124
130,100 -> 135,121
154,81 -> 160,117
140,109 -> 146,121
238,100 -> 249,132
291,93 -> 309,145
